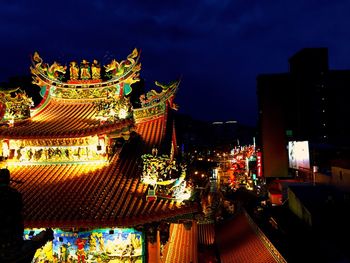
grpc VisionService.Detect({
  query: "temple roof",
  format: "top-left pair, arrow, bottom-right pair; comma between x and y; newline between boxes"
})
0,98 -> 133,139
198,222 -> 215,245
218,212 -> 282,263
7,116 -> 198,228
0,50 -> 195,228
30,48 -> 141,89
162,223 -> 198,262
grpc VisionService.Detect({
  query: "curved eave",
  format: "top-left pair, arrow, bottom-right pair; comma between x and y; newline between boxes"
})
23,205 -> 199,229
134,81 -> 179,124
7,117 -> 198,229
0,120 -> 133,139
30,86 -> 51,116
0,99 -> 134,139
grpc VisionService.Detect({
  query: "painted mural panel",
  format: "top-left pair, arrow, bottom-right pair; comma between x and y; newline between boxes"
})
24,228 -> 143,263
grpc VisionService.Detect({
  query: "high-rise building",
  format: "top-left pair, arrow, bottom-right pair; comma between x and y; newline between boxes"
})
257,48 -> 350,178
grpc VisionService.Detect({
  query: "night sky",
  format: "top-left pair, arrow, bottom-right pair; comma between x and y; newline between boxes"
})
1,1 -> 350,126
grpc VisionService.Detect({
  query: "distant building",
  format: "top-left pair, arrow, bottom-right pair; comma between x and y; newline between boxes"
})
288,184 -> 350,228
211,120 -> 239,150
175,114 -> 256,153
286,183 -> 350,262
266,179 -> 304,206
257,48 -> 350,178
330,159 -> 350,190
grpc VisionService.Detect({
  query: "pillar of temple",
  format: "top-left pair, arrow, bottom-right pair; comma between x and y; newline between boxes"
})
147,230 -> 160,262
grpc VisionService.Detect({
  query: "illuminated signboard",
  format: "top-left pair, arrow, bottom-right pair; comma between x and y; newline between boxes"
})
257,151 -> 262,177
288,141 -> 310,169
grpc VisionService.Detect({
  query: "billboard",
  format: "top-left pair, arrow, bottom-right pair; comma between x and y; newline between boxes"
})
257,151 -> 262,177
288,141 -> 310,169
24,227 -> 144,263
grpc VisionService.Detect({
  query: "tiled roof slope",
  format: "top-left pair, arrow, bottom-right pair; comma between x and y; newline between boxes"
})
198,223 -> 215,245
7,116 -> 198,228
163,223 -> 198,263
0,99 -> 132,139
218,213 -> 279,263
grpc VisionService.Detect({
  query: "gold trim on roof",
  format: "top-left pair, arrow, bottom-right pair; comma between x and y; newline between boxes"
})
0,88 -> 34,122
30,49 -> 141,91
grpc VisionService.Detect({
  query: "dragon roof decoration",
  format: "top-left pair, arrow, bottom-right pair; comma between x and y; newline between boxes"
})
139,80 -> 179,109
133,80 -> 180,122
0,88 -> 34,122
30,49 -> 141,99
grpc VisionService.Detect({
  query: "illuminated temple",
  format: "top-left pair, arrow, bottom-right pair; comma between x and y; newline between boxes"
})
0,49 -> 199,262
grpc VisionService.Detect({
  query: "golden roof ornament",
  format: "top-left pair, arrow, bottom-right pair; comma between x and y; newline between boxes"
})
91,60 -> 101,80
0,88 -> 34,122
80,59 -> 91,80
69,61 -> 79,80
30,49 -> 141,97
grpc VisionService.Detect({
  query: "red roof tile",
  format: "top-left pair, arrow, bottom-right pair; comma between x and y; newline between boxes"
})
218,213 -> 281,263
7,116 -> 198,228
164,223 -> 198,263
198,223 -> 215,245
0,99 -> 133,139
